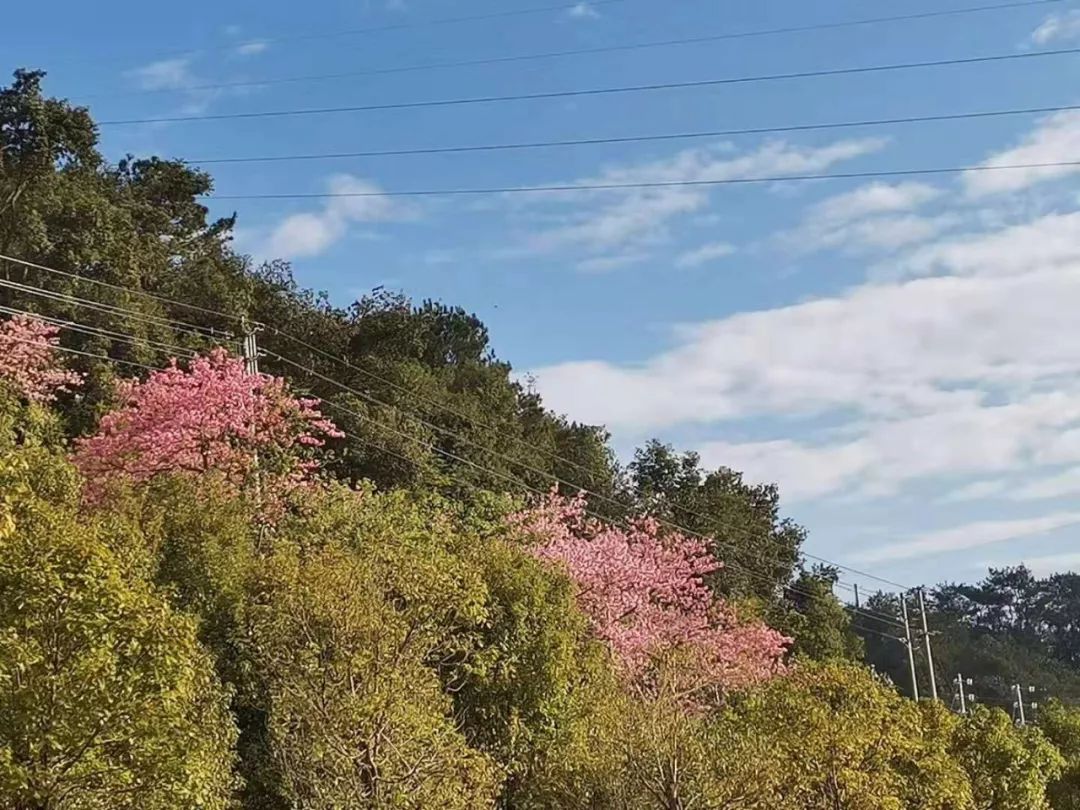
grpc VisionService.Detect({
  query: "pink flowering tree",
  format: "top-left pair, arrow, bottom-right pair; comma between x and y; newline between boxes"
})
73,349 -> 342,506
510,490 -> 789,697
0,315 -> 82,403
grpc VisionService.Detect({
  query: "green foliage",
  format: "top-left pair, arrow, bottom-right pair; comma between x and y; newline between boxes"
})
241,542 -> 501,809
627,440 -> 805,601
0,451 -> 237,810
951,705 -> 1063,810
773,566 -> 865,662
706,661 -> 973,810
1032,700 -> 1080,810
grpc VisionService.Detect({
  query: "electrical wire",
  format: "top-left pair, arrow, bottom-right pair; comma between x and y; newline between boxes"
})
264,345 -> 907,628
314,392 -> 905,628
0,276 -> 238,342
267,326 -> 911,592
90,0 -> 1067,100
98,45 -> 1080,126
0,305 -> 199,359
190,103 -> 1080,165
0,253 -> 244,325
207,159 -> 1080,201
1,332 -> 170,373
0,253 -> 910,596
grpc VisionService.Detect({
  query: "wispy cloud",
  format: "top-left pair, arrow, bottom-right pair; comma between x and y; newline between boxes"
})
125,57 -> 196,91
261,175 -> 409,259
568,2 -> 600,19
1031,9 -> 1080,44
518,137 -> 886,268
964,110 -> 1080,196
676,241 -> 736,268
234,40 -> 269,57
779,181 -> 952,255
859,513 -> 1080,563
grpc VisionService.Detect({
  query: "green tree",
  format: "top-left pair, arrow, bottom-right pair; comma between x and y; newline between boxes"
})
773,566 -> 865,662
708,662 -> 973,810
1033,699 -> 1080,810
241,542 -> 500,809
0,451 -> 237,810
626,440 -> 804,601
951,705 -> 1063,810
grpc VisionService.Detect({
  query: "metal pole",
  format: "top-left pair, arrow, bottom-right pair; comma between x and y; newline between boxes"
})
900,593 -> 920,701
853,583 -> 860,610
957,673 -> 967,714
917,588 -> 939,701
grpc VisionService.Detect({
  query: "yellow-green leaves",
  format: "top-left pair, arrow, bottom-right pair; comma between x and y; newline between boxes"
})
0,454 -> 237,810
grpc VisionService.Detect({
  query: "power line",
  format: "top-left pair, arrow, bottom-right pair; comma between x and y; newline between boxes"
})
310,392 -> 905,629
268,325 -> 911,592
0,253 -> 911,594
189,103 -> 1080,166
0,274 -> 238,341
48,0 -> 635,70
263,345 -> 908,624
0,305 -> 200,359
1,332 -> 170,373
208,159 -> 1080,201
91,0 -> 1066,101
0,253 -> 243,325
98,46 -> 1080,126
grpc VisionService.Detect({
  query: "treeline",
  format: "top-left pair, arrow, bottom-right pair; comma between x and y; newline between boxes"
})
3,68 -> 1080,809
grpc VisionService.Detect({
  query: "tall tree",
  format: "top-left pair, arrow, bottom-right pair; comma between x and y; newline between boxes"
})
626,440 -> 804,601
0,451 -> 236,810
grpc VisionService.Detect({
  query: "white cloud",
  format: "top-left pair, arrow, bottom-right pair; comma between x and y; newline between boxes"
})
964,111 -> 1080,196
568,2 -> 600,18
522,137 -> 886,263
263,175 -> 405,259
1014,466 -> 1080,500
533,261 -> 1080,433
234,40 -> 269,57
995,550 -> 1080,577
697,390 -> 1080,502
859,513 -> 1080,563
125,58 -> 196,91
1031,9 -> 1080,44
895,211 -> 1080,279
814,182 -> 942,222
780,181 -> 952,255
676,241 -> 736,268
577,253 -> 650,272
942,479 -> 1010,503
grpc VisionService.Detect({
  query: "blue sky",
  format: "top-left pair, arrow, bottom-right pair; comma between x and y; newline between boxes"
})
7,0 -> 1080,592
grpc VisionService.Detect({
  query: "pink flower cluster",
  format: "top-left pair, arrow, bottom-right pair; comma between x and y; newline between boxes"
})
73,349 -> 342,502
511,490 -> 789,691
0,315 -> 82,402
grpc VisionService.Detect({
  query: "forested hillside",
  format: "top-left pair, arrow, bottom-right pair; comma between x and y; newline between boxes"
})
5,68 -> 1080,809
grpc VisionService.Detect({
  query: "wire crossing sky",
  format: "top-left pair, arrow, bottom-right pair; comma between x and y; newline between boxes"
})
7,0 -> 1080,586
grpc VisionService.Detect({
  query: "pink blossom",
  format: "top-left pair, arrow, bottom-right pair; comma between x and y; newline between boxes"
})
0,315 -> 82,403
511,490 -> 789,692
72,348 -> 342,505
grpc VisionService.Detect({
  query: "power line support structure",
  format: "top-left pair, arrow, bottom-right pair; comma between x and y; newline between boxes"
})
1014,684 -> 1027,727
954,674 -> 968,715
900,592 -> 920,701
917,588 -> 939,701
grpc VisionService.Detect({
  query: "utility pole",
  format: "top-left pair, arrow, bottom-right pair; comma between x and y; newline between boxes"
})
1014,684 -> 1027,727
955,674 -> 968,714
241,320 -> 260,375
899,592 -> 920,701
917,588 -> 939,701
853,583 -> 860,610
